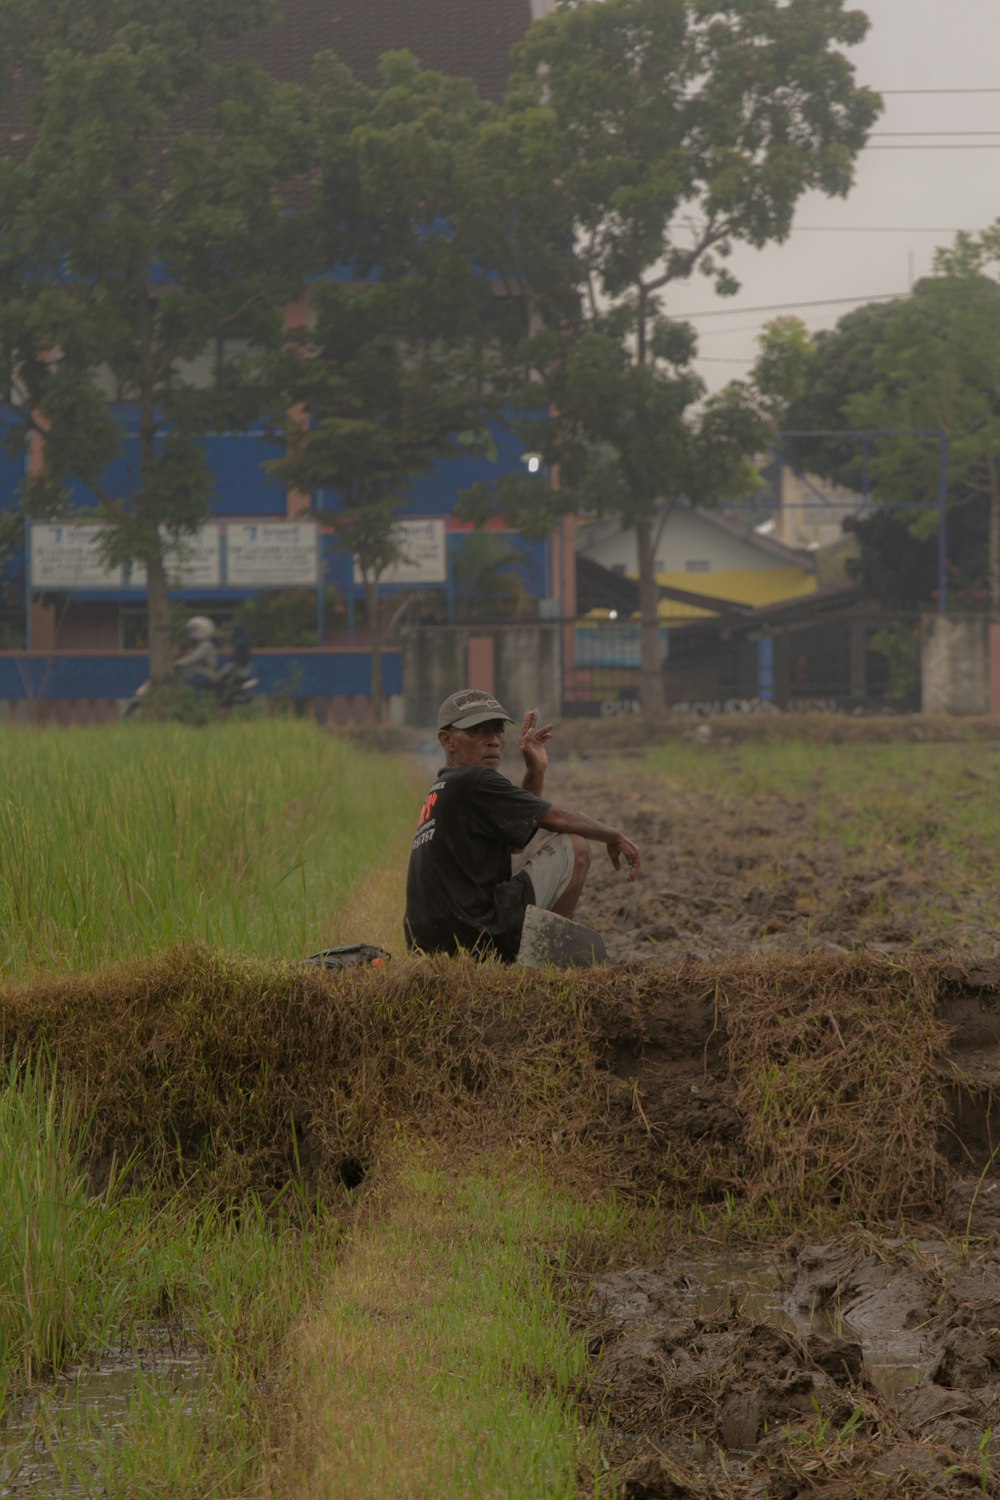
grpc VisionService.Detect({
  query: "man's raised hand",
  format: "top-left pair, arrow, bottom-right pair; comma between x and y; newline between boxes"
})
519,708 -> 553,771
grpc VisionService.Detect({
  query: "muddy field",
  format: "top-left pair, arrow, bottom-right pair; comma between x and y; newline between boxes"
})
560,749 -> 1000,965
540,745 -> 1000,1497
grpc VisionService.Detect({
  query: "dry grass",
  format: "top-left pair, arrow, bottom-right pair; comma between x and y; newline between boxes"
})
723,956 -> 951,1222
0,947 -> 988,1227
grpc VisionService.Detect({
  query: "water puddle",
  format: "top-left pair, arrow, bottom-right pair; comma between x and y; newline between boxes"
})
594,1248 -> 938,1405
680,1252 -> 926,1399
0,1331 -> 206,1498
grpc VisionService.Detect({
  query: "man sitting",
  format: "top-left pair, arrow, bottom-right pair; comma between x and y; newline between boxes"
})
404,688 -> 640,962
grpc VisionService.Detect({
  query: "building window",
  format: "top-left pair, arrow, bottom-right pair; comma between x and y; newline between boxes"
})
684,560 -> 711,573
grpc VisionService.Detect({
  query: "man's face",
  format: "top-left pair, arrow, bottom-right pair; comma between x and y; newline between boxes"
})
439,719 -> 507,769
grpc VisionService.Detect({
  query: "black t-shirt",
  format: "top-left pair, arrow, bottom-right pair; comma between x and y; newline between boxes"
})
404,765 -> 550,962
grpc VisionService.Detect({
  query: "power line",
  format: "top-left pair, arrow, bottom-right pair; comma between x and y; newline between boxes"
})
792,225 -> 986,233
876,87 -> 1000,95
680,292 -> 904,319
697,321 -> 793,338
866,143 -> 1000,150
871,130 -> 1000,137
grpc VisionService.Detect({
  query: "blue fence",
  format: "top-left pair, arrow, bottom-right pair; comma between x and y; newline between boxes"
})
0,649 -> 401,702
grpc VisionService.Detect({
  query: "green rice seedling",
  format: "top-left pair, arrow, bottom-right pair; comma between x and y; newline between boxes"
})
0,722 -> 421,975
271,1155 -> 629,1500
0,1181 -> 343,1497
0,1054 -> 137,1399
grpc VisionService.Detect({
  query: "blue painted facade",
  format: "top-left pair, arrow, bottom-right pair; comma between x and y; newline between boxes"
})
59,410 -> 288,518
0,403 -> 548,646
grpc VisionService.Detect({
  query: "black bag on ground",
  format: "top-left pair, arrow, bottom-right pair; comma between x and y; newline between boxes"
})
303,945 -> 390,970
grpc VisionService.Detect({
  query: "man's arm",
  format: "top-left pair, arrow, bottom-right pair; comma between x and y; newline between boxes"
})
519,708 -> 554,796
539,803 -> 641,881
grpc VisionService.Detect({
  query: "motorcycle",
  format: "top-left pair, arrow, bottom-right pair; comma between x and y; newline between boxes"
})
121,664 -> 262,718
122,618 -> 261,718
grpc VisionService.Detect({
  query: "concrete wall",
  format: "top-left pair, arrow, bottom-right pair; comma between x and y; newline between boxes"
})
921,614 -> 991,714
402,624 -> 562,727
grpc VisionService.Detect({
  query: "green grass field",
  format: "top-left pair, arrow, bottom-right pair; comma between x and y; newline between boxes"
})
0,720 -> 419,974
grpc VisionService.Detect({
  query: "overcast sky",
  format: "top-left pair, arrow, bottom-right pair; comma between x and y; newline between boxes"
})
669,0 -> 1000,393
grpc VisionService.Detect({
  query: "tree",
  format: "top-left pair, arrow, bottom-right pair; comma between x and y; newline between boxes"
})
0,0 -> 313,678
452,532 -> 536,621
750,317 -> 816,428
464,0 -> 879,712
269,53 -> 507,719
781,223 -> 1000,611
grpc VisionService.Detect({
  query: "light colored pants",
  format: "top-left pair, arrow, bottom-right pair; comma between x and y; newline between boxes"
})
512,831 -> 576,911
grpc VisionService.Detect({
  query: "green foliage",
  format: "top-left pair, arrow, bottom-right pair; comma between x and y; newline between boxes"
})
269,54 -> 504,591
751,316 -> 817,425
869,622 -> 921,705
260,52 -> 509,717
781,221 -> 1000,610
0,0 -> 314,674
470,0 -> 878,706
451,532 -> 536,621
234,585 -> 345,648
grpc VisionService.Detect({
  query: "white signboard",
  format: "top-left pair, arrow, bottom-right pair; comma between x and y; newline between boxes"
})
30,524 -> 125,589
355,518 -> 447,586
129,526 -> 222,589
226,521 -> 319,586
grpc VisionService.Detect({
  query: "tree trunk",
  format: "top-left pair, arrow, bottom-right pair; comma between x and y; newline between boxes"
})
635,518 -> 663,714
988,452 -> 1000,614
145,549 -> 174,681
136,325 -> 176,682
364,575 -> 384,725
